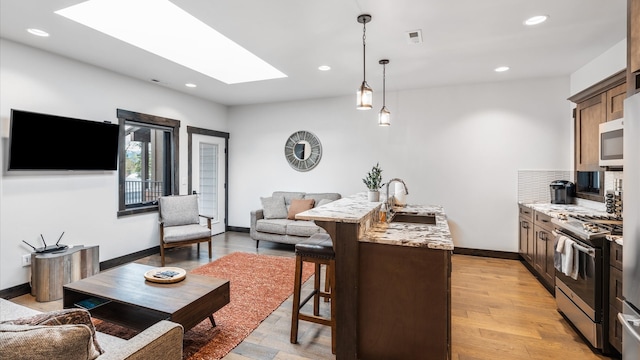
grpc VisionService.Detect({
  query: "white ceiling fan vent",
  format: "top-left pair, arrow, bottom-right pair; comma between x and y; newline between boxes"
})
406,29 -> 423,44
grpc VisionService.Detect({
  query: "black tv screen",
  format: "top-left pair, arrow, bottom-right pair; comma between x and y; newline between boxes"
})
8,109 -> 120,171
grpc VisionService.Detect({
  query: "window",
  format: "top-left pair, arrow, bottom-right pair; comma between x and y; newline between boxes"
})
117,109 -> 180,216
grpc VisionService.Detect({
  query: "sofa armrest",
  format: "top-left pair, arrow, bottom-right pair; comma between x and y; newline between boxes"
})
250,209 -> 264,239
98,320 -> 183,360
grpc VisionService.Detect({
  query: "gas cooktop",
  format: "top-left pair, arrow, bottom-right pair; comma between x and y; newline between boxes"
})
552,213 -> 623,241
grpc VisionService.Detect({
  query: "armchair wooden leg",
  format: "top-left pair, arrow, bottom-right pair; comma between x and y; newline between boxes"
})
208,239 -> 212,259
160,245 -> 165,267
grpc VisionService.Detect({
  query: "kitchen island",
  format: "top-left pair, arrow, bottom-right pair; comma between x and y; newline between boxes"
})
297,194 -> 453,359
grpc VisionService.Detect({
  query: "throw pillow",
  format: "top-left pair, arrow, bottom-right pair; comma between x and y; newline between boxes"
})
0,323 -> 99,360
261,196 -> 288,219
316,198 -> 334,207
1,308 -> 104,357
287,199 -> 315,220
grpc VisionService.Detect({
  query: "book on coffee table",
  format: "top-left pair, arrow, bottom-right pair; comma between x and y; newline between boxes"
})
74,296 -> 110,310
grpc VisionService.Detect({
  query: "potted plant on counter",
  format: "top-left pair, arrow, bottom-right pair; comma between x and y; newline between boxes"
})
363,162 -> 383,202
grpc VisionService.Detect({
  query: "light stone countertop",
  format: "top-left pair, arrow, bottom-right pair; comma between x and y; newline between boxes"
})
519,202 -> 622,245
296,193 -> 454,250
363,204 -> 454,250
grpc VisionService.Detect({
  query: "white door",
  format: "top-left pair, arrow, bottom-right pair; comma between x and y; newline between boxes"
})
191,134 -> 226,235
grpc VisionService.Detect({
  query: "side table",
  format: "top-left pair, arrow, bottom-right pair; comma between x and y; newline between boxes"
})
31,245 -> 99,302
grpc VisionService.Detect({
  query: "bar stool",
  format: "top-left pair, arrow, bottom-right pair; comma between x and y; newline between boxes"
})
290,233 -> 336,354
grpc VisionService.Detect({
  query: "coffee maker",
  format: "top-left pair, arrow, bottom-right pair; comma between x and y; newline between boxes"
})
550,180 -> 576,204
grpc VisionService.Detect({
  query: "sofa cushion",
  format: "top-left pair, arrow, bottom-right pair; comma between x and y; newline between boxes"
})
255,219 -> 289,234
287,199 -> 315,220
1,308 -> 104,356
304,193 -> 341,206
0,323 -> 100,360
260,196 -> 288,219
272,191 -> 305,205
286,220 -> 322,237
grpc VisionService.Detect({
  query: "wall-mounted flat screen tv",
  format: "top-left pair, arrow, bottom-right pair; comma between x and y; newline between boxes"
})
8,109 -> 120,171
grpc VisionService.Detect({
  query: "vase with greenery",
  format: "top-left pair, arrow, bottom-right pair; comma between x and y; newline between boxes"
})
363,163 -> 383,201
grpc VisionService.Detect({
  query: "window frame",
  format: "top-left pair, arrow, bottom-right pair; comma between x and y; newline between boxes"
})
117,109 -> 180,217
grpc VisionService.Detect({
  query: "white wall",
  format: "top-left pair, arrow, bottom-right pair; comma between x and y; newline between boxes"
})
570,39 -> 627,96
0,39 -> 228,290
228,77 -> 572,252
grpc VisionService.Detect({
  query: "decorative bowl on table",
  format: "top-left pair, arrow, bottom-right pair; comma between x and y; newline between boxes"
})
144,267 -> 186,283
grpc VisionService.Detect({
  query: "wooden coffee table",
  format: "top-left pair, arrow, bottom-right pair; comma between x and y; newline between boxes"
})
63,263 -> 229,332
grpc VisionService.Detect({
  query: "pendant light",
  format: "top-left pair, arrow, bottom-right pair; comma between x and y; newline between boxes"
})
378,59 -> 390,126
356,14 -> 372,110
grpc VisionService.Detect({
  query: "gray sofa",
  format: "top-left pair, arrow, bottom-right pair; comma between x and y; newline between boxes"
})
0,298 -> 183,360
250,191 -> 341,247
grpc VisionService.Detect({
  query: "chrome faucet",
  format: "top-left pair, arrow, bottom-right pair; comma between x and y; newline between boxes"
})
385,178 -> 409,219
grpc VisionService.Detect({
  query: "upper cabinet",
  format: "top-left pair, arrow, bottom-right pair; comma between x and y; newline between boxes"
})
628,0 -> 640,95
606,82 -> 627,121
569,71 -> 626,172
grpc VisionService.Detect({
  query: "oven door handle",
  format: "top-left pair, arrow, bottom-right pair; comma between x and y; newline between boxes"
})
552,230 -> 595,258
572,242 -> 595,258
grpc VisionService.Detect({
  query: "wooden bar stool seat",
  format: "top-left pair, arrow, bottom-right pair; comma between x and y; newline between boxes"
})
290,233 -> 336,354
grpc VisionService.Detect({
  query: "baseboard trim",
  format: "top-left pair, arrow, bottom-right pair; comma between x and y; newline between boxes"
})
453,247 -> 520,260
100,246 -> 159,271
0,283 -> 32,300
227,226 -> 249,233
1,246 -> 160,300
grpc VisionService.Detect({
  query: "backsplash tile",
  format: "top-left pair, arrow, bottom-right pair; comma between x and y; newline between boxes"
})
518,170 -> 622,212
517,170 -> 572,204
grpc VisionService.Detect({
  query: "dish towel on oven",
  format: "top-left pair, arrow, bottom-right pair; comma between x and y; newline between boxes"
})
554,235 -> 568,271
558,237 -> 576,277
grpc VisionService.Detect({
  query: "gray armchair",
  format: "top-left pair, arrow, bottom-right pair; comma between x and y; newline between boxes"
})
158,195 -> 212,266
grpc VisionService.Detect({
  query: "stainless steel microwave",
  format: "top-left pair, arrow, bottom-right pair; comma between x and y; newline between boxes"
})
599,118 -> 623,168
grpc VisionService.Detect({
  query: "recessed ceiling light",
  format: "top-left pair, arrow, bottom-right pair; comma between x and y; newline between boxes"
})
55,0 -> 287,84
185,83 -> 197,88
524,15 -> 548,26
494,66 -> 510,72
27,28 -> 50,37
318,65 -> 331,71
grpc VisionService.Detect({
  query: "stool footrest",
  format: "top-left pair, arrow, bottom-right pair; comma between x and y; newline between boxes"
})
298,313 -> 332,327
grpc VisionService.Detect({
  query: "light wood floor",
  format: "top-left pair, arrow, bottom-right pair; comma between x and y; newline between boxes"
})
11,232 -> 616,360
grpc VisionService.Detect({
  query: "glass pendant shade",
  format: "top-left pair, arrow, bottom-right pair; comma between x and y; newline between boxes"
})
357,81 -> 373,110
378,105 -> 391,126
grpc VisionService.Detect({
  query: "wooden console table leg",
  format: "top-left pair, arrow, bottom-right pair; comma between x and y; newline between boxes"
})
209,315 -> 216,327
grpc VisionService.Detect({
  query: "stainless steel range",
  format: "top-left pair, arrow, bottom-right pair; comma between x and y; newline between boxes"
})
552,214 -> 621,353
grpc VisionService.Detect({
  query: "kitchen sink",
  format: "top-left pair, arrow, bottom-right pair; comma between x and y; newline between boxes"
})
390,212 -> 437,225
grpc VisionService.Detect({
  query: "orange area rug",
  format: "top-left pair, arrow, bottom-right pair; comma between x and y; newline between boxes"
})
95,252 -> 313,360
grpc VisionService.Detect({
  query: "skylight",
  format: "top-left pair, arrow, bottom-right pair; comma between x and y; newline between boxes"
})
55,0 -> 287,84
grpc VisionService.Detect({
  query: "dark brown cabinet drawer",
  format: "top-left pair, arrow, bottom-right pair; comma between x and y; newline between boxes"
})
519,204 -> 533,220
609,304 -> 623,353
610,241 -> 623,270
609,266 -> 623,309
534,211 -> 552,229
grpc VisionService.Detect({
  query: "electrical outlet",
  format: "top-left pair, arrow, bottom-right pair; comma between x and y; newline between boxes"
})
21,254 -> 31,267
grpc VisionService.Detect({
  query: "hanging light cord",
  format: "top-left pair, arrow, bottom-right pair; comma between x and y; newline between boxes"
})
382,62 -> 386,105
362,22 -> 367,82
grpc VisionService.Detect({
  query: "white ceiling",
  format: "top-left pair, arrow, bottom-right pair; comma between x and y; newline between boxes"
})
0,0 -> 628,106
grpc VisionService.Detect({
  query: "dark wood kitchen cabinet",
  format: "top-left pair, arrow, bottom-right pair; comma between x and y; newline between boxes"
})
533,211 -> 555,291
609,240 -> 624,353
605,82 -> 627,121
519,205 -> 534,265
569,71 -> 626,172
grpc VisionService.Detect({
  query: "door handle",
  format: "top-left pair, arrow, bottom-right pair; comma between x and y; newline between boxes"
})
618,313 -> 640,343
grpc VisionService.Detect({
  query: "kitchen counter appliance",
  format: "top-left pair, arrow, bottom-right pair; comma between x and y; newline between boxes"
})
550,180 -> 575,204
552,215 -> 617,353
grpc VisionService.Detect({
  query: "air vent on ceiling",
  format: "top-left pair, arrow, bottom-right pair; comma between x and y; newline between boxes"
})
406,29 -> 423,44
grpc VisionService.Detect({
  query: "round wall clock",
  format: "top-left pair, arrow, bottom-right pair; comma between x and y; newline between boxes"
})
284,131 -> 322,172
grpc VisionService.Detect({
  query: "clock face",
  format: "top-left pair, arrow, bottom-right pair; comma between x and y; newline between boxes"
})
284,131 -> 322,172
